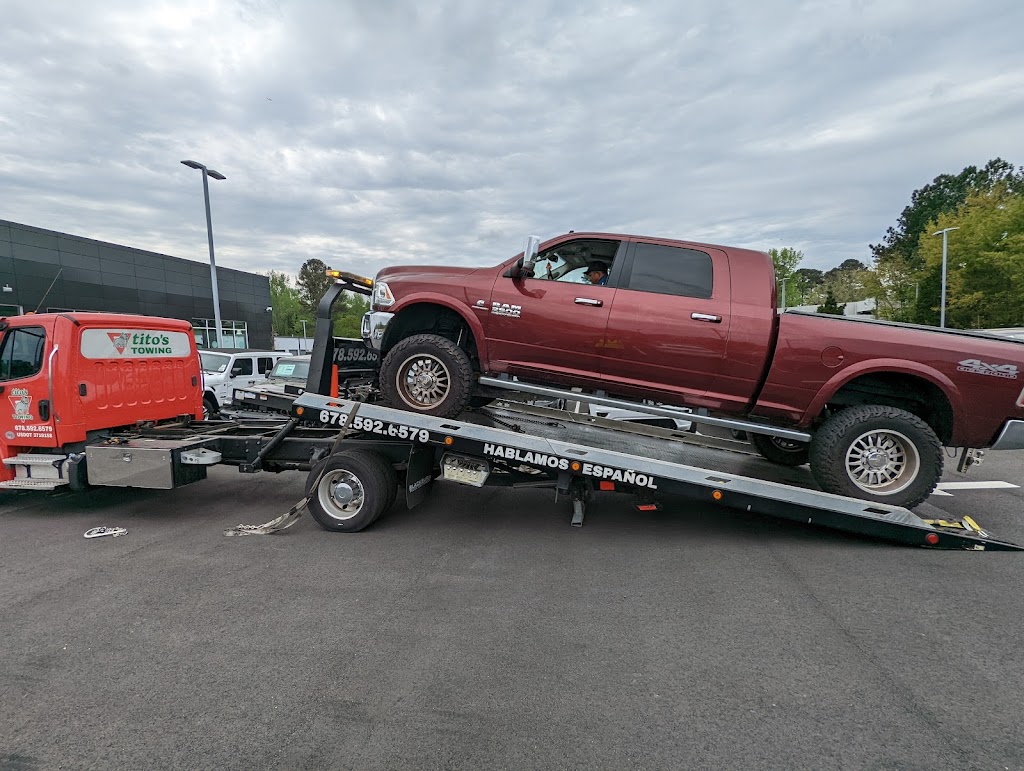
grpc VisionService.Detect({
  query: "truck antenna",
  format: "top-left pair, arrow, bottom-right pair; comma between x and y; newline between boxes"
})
34,268 -> 64,314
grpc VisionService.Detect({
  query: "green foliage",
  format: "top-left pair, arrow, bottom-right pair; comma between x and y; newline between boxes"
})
297,259 -> 337,315
789,268 -> 824,306
264,263 -> 371,340
816,289 -> 844,315
910,185 -> 1024,328
821,259 -> 871,304
871,158 -> 1024,270
265,270 -> 305,336
769,247 -> 803,306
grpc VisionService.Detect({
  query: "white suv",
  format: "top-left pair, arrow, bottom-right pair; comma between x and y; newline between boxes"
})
199,349 -> 287,418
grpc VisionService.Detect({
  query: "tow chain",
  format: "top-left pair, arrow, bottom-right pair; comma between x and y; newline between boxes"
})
476,407 -> 567,434
224,403 -> 364,536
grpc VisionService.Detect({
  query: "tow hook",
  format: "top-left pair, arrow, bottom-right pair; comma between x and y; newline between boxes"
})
957,448 -> 985,473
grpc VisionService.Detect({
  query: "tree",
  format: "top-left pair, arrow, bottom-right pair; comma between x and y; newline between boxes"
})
910,184 -> 1024,328
296,258 -> 338,315
264,270 -> 306,336
871,158 -> 1024,270
790,268 -> 824,306
816,289 -> 844,315
769,247 -> 803,306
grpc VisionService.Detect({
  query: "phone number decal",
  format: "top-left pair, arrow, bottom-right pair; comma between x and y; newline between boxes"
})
317,409 -> 429,442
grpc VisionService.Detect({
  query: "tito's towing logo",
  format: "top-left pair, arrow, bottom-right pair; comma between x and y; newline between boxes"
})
107,332 -> 174,356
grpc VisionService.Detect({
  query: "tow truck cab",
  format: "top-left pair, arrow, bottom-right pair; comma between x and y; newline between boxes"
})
0,312 -> 203,488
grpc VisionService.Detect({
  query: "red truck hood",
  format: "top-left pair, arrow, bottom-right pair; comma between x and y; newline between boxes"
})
376,265 -> 483,282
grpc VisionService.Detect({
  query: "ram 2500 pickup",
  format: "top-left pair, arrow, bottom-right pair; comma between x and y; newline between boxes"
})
361,231 -> 1024,508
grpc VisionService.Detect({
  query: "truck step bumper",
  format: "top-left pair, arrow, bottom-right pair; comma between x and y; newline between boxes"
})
0,478 -> 68,490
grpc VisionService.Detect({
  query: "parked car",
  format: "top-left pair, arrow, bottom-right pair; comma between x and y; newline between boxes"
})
360,231 -> 1024,508
199,349 -> 287,418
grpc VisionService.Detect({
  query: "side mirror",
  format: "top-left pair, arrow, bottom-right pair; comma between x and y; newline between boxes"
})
230,366 -> 243,378
508,234 -> 541,280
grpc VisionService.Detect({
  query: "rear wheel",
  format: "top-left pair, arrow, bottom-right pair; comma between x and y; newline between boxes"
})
751,433 -> 810,466
379,333 -> 474,418
305,451 -> 399,532
809,405 -> 942,509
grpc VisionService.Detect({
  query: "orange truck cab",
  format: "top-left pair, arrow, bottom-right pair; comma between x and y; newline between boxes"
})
0,312 -> 203,490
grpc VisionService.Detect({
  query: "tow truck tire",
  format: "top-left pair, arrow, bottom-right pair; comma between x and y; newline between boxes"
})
379,333 -> 474,418
751,433 -> 810,466
305,451 -> 399,532
809,405 -> 943,509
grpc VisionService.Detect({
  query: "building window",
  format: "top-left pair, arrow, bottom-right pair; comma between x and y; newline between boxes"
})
192,319 -> 249,349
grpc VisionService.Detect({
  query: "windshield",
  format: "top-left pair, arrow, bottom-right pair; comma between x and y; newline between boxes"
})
199,352 -> 231,373
270,359 -> 310,380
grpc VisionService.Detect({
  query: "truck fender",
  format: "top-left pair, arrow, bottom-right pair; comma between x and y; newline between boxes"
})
799,358 -> 964,429
385,293 -> 490,365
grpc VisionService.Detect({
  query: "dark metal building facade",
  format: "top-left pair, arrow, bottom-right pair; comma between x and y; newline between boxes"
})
0,219 -> 272,349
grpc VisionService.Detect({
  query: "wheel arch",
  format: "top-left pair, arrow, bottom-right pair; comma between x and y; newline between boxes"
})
804,362 -> 960,445
381,299 -> 488,366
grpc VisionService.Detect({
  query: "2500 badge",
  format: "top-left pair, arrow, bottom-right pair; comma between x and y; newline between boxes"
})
317,409 -> 429,443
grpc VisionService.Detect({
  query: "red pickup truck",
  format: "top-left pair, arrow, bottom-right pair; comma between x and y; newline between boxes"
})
361,231 -> 1024,508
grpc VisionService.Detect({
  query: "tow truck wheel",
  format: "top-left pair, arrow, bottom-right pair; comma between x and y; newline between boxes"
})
379,333 -> 474,418
751,433 -> 810,466
809,405 -> 942,509
305,451 -> 399,532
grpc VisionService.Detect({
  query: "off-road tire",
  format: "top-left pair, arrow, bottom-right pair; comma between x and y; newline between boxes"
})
202,395 -> 219,421
305,451 -> 399,532
379,333 -> 474,418
809,405 -> 943,509
751,433 -> 810,466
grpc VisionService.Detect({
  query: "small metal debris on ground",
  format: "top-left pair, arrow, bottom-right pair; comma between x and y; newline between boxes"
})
84,526 -> 127,539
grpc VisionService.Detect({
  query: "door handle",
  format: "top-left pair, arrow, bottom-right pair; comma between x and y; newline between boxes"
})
575,298 -> 603,307
691,312 -> 721,323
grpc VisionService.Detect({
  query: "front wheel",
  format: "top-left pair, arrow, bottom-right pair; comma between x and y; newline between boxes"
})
379,334 -> 474,418
202,395 -> 219,421
809,405 -> 943,509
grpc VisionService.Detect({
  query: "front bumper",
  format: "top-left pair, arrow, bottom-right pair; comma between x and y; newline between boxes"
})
361,311 -> 395,352
990,420 -> 1024,451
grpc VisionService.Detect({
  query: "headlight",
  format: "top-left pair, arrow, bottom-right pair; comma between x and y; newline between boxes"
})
373,280 -> 395,308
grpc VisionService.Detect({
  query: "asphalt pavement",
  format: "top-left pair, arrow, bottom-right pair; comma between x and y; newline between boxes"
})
1,450 -> 1023,770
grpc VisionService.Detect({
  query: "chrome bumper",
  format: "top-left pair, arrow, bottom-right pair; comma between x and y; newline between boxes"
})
361,311 -> 394,352
990,420 -> 1024,451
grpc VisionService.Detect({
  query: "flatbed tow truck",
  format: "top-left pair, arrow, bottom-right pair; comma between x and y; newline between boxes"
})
54,270 -> 1011,551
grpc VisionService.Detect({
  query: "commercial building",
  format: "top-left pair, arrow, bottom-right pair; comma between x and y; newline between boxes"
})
0,218 -> 272,349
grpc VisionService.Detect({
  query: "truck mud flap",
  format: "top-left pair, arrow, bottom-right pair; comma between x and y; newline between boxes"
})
405,445 -> 434,509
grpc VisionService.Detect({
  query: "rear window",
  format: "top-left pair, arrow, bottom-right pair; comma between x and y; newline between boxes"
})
627,243 -> 713,299
0,326 -> 46,381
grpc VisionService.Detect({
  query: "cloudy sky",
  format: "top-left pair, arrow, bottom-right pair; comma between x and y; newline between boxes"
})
2,1 -> 1022,279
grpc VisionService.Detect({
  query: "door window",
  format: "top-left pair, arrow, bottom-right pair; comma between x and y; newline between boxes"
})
627,243 -> 713,299
529,239 -> 620,285
258,357 -> 274,374
232,357 -> 254,376
0,326 -> 46,381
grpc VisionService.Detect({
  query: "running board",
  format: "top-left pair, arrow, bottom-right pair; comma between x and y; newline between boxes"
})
477,377 -> 812,443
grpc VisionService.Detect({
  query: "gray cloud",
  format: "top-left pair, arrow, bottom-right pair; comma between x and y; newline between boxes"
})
2,0 -> 1021,281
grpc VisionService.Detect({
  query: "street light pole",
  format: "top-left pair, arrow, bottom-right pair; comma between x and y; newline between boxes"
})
301,319 -> 308,353
779,277 -> 789,309
932,226 -> 960,329
181,160 -> 227,348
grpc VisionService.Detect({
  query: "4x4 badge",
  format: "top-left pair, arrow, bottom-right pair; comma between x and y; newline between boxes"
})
957,359 -> 1019,379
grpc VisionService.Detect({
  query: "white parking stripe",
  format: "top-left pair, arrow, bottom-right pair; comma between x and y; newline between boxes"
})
931,481 -> 1020,497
